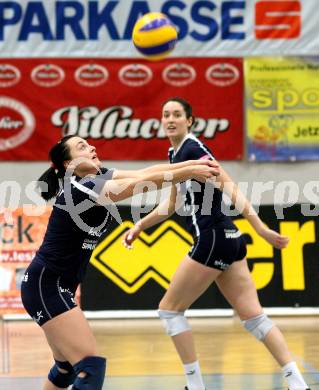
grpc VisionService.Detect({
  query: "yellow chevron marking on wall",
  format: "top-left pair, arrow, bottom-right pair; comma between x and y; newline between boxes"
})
90,220 -> 193,293
90,218 -> 312,293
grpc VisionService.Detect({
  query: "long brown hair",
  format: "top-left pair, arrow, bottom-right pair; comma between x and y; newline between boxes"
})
37,135 -> 76,200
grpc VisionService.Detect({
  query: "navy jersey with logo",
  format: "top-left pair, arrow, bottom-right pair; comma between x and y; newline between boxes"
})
34,168 -> 114,282
169,134 -> 235,237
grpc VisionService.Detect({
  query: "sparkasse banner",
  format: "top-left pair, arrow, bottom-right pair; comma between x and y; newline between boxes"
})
0,0 -> 317,58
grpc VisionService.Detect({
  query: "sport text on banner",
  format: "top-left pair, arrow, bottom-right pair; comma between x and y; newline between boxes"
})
245,57 -> 319,161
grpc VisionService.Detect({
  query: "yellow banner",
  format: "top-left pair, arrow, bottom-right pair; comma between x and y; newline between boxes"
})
91,220 -> 193,294
245,57 -> 319,161
2,206 -> 317,313
91,218 -> 315,294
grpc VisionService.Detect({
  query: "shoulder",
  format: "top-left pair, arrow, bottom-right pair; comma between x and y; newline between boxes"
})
182,135 -> 215,160
69,177 -> 99,202
75,168 -> 114,199
63,172 -> 109,204
98,167 -> 114,180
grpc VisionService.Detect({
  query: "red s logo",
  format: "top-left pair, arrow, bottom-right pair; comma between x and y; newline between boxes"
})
255,1 -> 301,39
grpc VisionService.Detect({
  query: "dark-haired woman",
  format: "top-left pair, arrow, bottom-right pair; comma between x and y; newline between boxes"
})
21,135 -> 219,390
123,98 -> 310,390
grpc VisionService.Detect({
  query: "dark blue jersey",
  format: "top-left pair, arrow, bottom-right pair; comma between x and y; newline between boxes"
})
34,168 -> 114,282
169,134 -> 234,237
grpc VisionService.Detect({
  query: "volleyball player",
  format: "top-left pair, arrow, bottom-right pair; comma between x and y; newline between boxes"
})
123,98 -> 310,390
21,134 -> 219,390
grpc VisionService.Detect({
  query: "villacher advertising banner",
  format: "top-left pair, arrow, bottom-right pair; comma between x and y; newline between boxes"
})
0,57 -> 243,161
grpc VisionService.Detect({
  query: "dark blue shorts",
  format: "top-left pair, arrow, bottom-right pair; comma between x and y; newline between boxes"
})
188,227 -> 247,271
21,260 -> 78,327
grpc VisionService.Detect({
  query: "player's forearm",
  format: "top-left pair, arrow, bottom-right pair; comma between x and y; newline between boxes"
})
135,186 -> 178,231
140,166 -> 196,186
112,162 -> 193,180
217,168 -> 264,234
141,161 -> 192,175
137,201 -> 175,231
237,193 -> 264,234
101,167 -> 193,202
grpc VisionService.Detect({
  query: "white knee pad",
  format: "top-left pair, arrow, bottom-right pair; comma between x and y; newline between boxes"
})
158,309 -> 191,336
242,313 -> 274,341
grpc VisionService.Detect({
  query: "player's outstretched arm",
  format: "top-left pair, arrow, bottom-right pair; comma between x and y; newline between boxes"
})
122,184 -> 181,249
215,162 -> 289,249
112,159 -> 219,179
98,164 -> 217,204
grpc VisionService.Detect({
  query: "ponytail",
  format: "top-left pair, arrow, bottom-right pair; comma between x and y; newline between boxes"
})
37,135 -> 76,201
37,167 -> 60,201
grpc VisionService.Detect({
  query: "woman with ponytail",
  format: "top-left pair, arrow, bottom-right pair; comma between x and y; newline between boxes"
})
20,135 -> 219,390
123,97 -> 310,390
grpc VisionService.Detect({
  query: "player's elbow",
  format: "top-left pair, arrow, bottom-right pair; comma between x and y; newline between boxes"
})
100,178 -> 136,203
